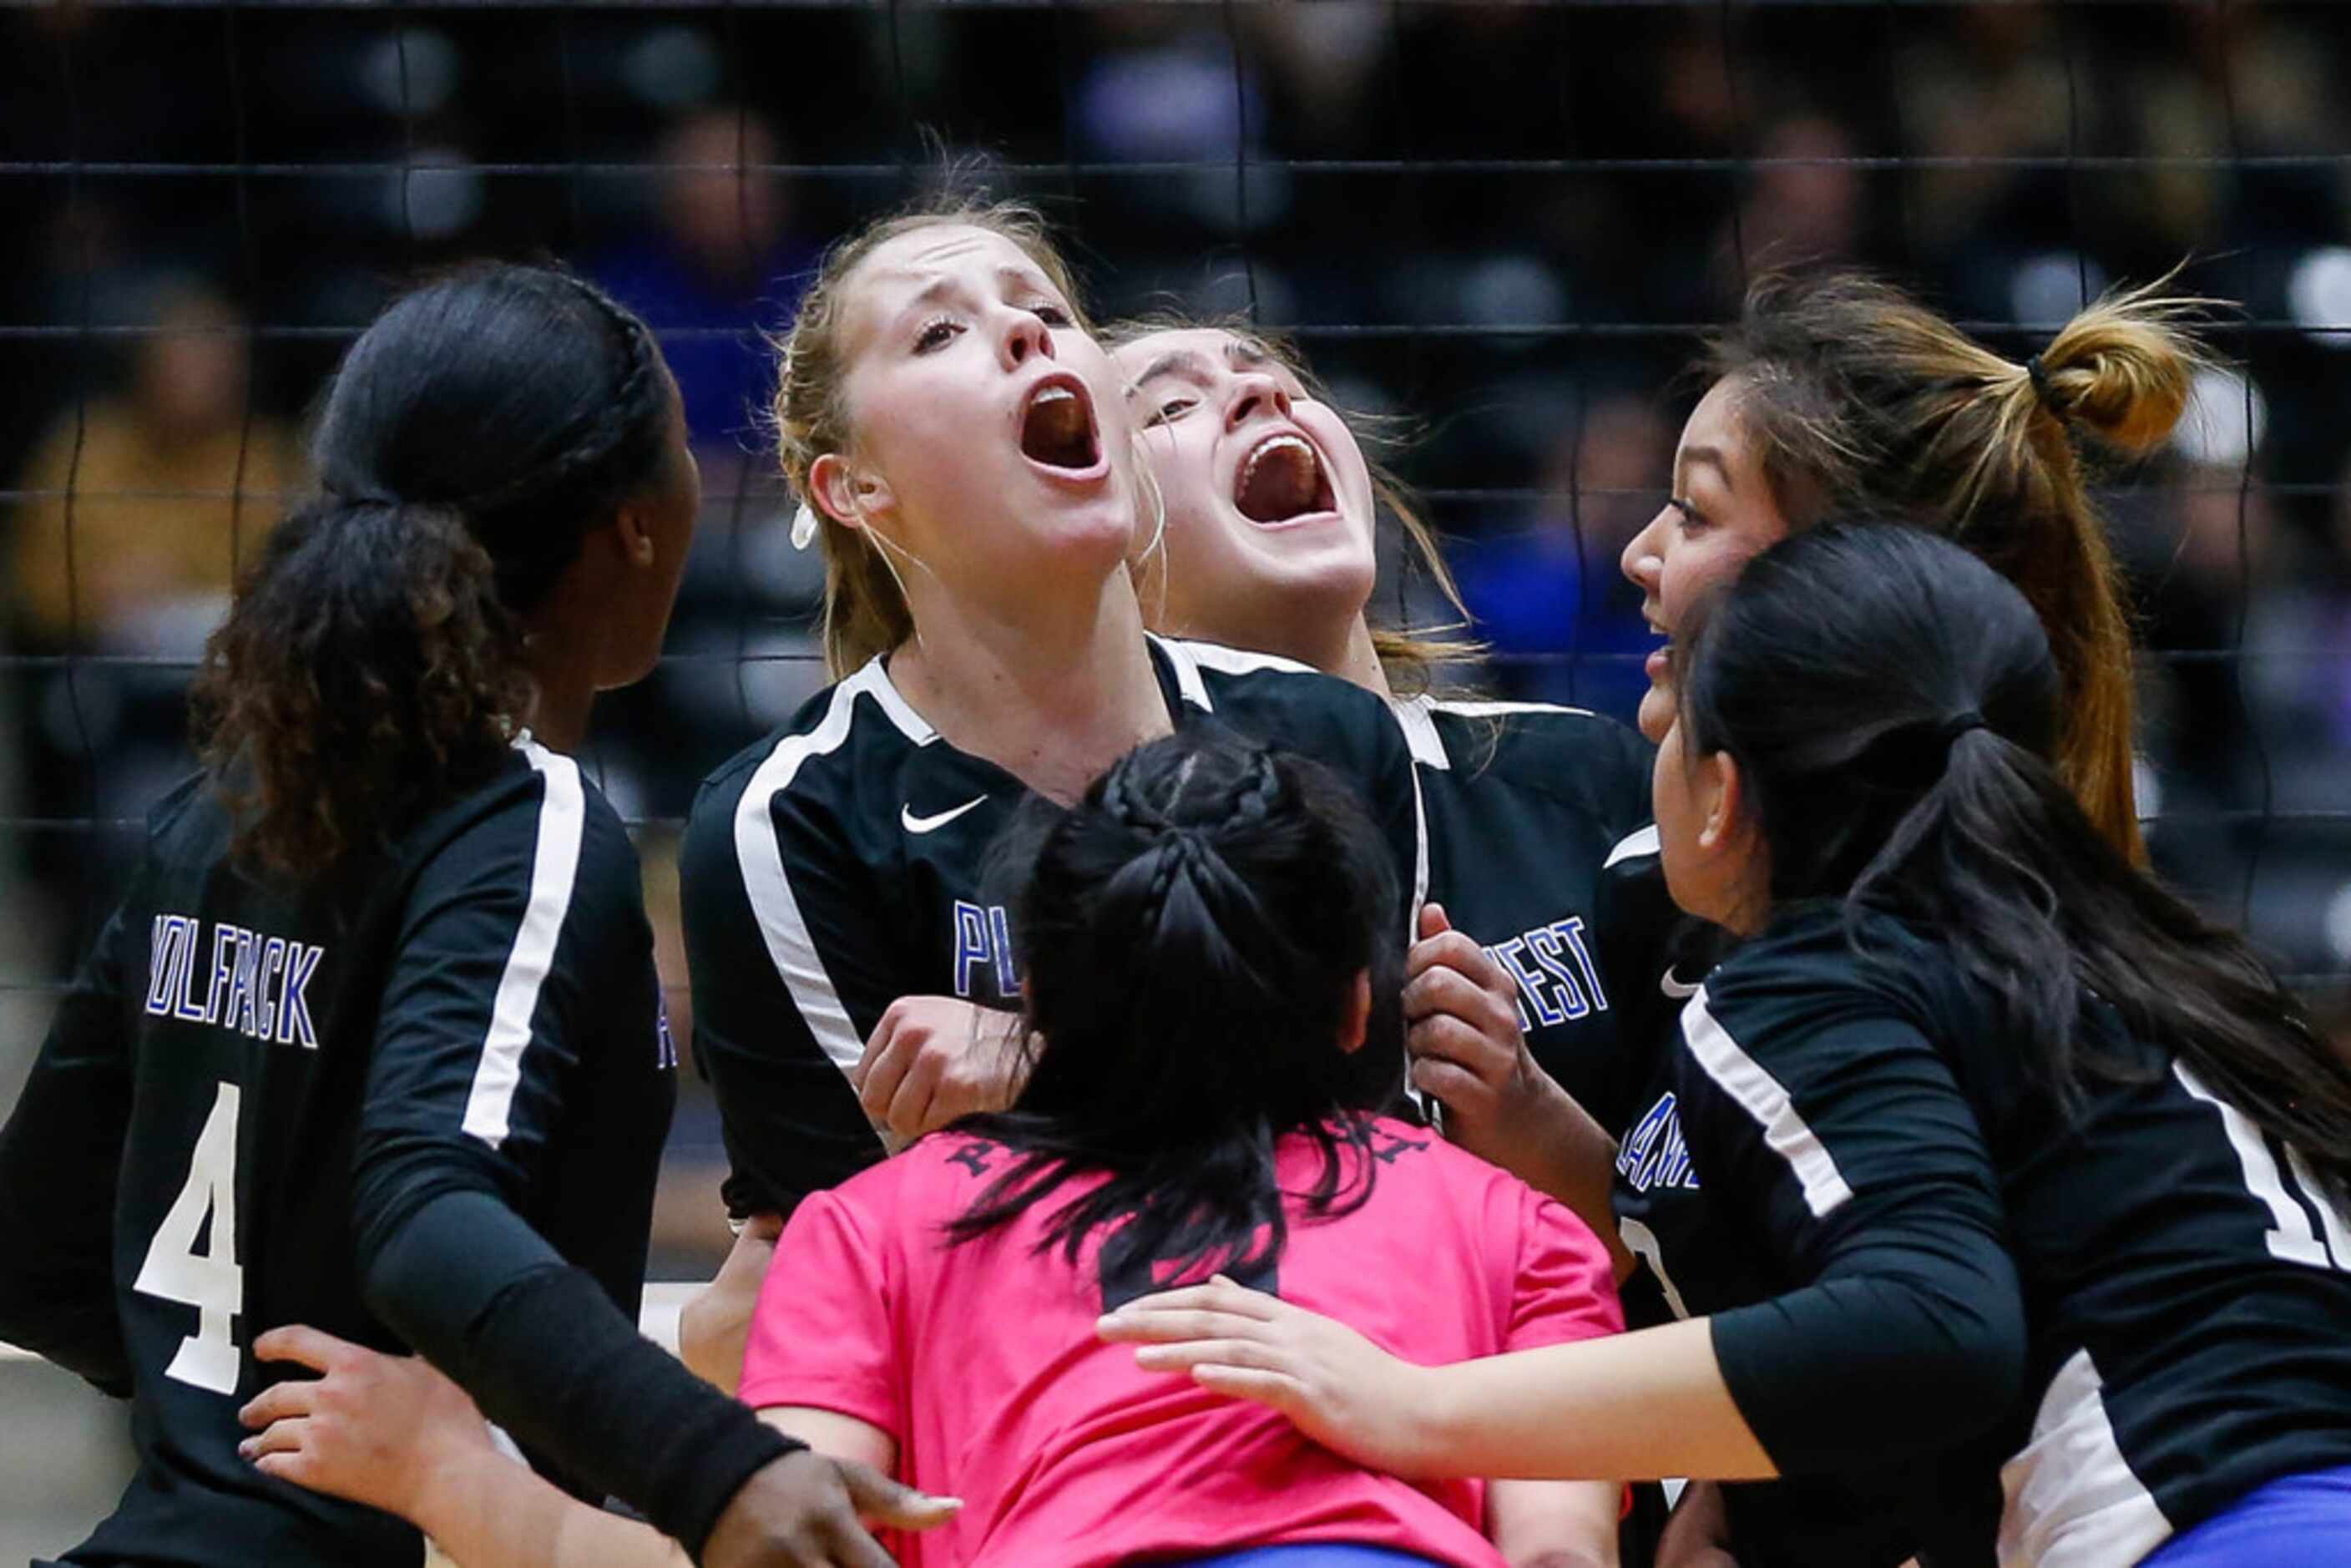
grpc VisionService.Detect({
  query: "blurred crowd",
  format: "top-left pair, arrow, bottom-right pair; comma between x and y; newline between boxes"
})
2,1 -> 2348,1217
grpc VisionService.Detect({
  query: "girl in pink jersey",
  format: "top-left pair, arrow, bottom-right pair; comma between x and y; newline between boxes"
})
235,731 -> 1624,1568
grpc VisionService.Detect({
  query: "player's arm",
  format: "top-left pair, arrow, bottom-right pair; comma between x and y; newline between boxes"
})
1675,998 -> 2025,1479
1487,1479 -> 1620,1568
1484,1167 -> 1629,1565
1099,995 -> 2023,1485
0,901 -> 137,1392
680,771 -> 916,1215
238,1328 -> 946,1568
680,1214 -> 781,1395
346,771 -> 811,1558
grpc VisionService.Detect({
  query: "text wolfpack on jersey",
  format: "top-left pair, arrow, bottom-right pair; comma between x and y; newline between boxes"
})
1617,1090 -> 1701,1193
143,914 -> 326,1050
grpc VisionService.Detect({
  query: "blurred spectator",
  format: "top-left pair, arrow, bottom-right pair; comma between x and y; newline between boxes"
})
590,106 -> 817,457
1717,113 -> 1863,298
8,281 -> 294,653
1454,392 -> 1671,713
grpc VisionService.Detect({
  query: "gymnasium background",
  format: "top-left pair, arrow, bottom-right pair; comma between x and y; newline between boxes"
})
3,0 -> 2348,1550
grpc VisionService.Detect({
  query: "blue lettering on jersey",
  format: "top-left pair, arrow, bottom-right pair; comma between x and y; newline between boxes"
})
950,899 -> 1021,1001
1483,915 -> 1610,1033
1615,1090 -> 1701,1193
144,913 -> 326,1050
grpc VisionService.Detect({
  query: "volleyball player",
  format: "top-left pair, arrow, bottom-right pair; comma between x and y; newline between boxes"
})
0,266 -> 927,1566
679,207 -> 1424,1227
240,731 -> 1625,1568
1403,272 -> 2205,1203
1104,525 -> 2351,1566
1107,321 -> 1656,1224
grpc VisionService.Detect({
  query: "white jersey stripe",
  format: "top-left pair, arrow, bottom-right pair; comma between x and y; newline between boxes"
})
1604,823 -> 1660,868
1998,1348 -> 2172,1566
462,741 -> 586,1150
1429,697 -> 1599,720
1388,695 -> 1451,771
733,665 -> 888,1073
1152,634 -> 1214,711
1681,988 -> 1854,1218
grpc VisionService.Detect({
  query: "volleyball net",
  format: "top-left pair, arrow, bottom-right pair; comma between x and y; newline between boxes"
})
3,0 -> 2348,1138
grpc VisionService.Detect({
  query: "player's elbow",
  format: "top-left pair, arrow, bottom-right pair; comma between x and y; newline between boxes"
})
1887,1268 -> 2028,1443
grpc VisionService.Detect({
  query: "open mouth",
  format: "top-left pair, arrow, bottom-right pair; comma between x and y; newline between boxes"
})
1234,432 -> 1336,525
1019,377 -> 1103,474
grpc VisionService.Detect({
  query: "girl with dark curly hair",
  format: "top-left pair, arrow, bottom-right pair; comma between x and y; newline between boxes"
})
0,264 -> 940,1568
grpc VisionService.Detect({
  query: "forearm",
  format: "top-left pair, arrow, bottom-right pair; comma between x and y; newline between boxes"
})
1488,1478 -> 1620,1568
1508,1080 -> 1633,1280
680,1225 -> 779,1396
1423,1318 -> 1775,1483
416,1451 -> 687,1568
360,1186 -> 793,1555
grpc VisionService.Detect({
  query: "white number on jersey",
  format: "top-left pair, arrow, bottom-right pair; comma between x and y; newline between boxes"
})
2177,1063 -> 2351,1272
132,1080 -> 245,1393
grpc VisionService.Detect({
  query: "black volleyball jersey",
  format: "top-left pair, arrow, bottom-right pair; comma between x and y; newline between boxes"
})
685,635 -> 1428,1215
1388,696 -> 1654,1125
0,745 -> 672,1567
1612,903 -> 2351,1568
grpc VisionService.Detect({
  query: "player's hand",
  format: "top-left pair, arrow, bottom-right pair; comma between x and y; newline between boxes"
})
1655,1479 -> 1741,1568
1406,903 -> 1578,1178
852,997 -> 1028,1145
1097,1274 -> 1447,1480
238,1325 -> 493,1522
704,1449 -> 959,1568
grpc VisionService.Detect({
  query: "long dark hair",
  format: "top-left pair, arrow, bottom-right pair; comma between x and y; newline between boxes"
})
948,731 -> 1406,1284
191,264 -> 675,876
1680,524 -> 2351,1199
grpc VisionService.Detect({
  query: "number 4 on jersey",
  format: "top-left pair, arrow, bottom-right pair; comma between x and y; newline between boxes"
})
132,1081 -> 244,1393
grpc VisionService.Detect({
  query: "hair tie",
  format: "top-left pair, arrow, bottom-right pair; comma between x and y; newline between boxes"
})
2025,355 -> 2057,407
1856,708 -> 1989,789
791,500 -> 819,550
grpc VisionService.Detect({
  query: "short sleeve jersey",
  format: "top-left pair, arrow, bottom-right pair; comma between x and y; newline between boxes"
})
1389,696 -> 1654,1125
739,1116 -> 1623,1568
683,636 -> 1427,1213
0,744 -> 672,1567
1611,903 -> 2351,1567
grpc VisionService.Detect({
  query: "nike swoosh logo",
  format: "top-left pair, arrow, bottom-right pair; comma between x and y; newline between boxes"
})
1660,969 -> 1702,999
902,797 -> 987,835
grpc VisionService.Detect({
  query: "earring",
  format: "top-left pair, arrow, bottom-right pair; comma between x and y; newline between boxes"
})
791,501 -> 819,550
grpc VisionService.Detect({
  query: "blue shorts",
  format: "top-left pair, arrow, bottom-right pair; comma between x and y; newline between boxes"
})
1165,1549 -> 1439,1568
2141,1463 -> 2351,1565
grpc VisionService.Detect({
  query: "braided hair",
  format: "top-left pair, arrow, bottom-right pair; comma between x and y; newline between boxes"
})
949,731 -> 1405,1287
193,264 -> 677,877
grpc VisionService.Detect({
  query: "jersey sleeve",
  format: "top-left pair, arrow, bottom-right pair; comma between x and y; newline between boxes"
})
737,1184 -> 902,1437
348,757 -> 798,1553
681,764 -> 903,1215
1504,1186 -> 1626,1352
1674,982 -> 2027,1475
351,754 -> 650,1233
0,901 -> 136,1393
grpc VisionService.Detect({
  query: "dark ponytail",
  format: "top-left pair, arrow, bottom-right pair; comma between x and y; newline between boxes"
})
192,264 -> 674,876
948,731 -> 1405,1285
1681,524 -> 2351,1201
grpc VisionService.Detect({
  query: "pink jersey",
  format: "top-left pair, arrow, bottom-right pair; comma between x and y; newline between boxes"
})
739,1116 -> 1623,1568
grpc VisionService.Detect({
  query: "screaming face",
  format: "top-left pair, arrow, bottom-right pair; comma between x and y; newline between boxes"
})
1113,327 -> 1377,648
